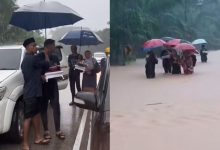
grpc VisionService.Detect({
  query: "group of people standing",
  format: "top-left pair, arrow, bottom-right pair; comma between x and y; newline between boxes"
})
145,45 -> 208,79
68,45 -> 100,105
21,38 -> 64,150
21,37 -> 100,150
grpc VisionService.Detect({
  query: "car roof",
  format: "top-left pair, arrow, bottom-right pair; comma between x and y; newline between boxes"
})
0,45 -> 24,49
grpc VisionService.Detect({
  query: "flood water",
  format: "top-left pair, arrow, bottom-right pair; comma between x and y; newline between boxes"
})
111,51 -> 220,150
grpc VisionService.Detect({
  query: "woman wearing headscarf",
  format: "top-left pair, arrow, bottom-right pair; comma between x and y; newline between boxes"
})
200,44 -> 208,62
182,53 -> 194,74
191,54 -> 197,67
82,50 -> 100,93
170,50 -> 181,74
160,49 -> 172,74
145,51 -> 158,79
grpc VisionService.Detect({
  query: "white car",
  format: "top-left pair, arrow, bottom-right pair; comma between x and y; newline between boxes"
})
93,52 -> 106,64
0,45 -> 69,142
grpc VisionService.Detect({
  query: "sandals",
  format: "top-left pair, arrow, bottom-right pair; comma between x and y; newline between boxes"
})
44,132 -> 52,139
56,131 -> 65,140
44,131 -> 65,140
34,138 -> 50,145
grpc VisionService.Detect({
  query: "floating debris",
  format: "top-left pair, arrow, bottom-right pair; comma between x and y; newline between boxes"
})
146,103 -> 163,106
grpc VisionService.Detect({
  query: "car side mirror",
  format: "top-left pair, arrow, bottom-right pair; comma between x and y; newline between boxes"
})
74,92 -> 98,111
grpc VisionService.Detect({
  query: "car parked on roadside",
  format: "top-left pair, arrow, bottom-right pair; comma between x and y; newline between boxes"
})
93,52 -> 107,64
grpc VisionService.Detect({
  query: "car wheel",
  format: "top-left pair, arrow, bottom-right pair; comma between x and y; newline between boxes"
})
7,100 -> 24,143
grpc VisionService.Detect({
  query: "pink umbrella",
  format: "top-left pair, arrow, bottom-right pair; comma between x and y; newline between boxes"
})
175,43 -> 199,54
164,39 -> 191,47
143,39 -> 166,49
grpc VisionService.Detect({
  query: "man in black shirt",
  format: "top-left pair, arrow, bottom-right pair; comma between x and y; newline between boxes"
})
161,49 -> 172,74
40,39 -> 65,140
200,44 -> 208,62
68,45 -> 82,106
21,38 -> 50,150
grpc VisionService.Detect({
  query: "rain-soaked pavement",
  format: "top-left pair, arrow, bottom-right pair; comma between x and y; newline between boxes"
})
0,82 -> 109,150
111,51 -> 220,150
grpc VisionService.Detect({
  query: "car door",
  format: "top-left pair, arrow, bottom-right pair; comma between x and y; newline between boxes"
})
74,57 -> 110,150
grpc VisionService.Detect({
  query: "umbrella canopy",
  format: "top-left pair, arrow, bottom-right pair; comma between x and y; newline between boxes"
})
143,39 -> 166,52
59,27 -> 103,46
164,39 -> 191,47
161,37 -> 175,42
9,1 -> 83,31
192,39 -> 207,45
175,43 -> 199,54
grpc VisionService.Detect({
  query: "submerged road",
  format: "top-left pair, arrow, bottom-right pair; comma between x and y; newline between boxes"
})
111,51 -> 220,150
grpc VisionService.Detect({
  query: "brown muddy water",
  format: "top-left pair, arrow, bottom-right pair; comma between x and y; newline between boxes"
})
111,51 -> 220,150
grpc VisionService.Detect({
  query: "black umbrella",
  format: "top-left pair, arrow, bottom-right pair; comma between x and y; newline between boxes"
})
10,1 -> 83,38
59,27 -> 103,46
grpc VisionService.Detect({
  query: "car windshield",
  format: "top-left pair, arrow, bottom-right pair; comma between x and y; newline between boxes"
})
94,53 -> 106,58
0,49 -> 22,70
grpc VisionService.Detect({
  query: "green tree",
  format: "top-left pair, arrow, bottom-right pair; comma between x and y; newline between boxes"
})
111,0 -> 220,65
111,0 -> 181,65
0,0 -> 44,45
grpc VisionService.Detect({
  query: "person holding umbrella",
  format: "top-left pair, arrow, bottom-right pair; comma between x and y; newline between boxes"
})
191,54 -> 197,67
192,39 -> 207,63
68,45 -> 83,106
182,52 -> 194,74
145,51 -> 158,79
40,39 -> 65,140
21,38 -> 50,150
160,48 -> 172,74
200,44 -> 208,62
170,50 -> 182,74
142,39 -> 164,78
173,43 -> 199,74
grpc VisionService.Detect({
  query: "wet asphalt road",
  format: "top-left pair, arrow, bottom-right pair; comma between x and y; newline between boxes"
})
0,86 -> 94,150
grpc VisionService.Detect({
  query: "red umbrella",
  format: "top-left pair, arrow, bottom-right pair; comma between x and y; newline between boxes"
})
175,43 -> 199,54
164,39 -> 191,47
143,39 -> 166,49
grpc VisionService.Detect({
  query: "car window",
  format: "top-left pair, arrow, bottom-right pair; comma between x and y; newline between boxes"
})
0,49 -> 22,70
94,53 -> 106,58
